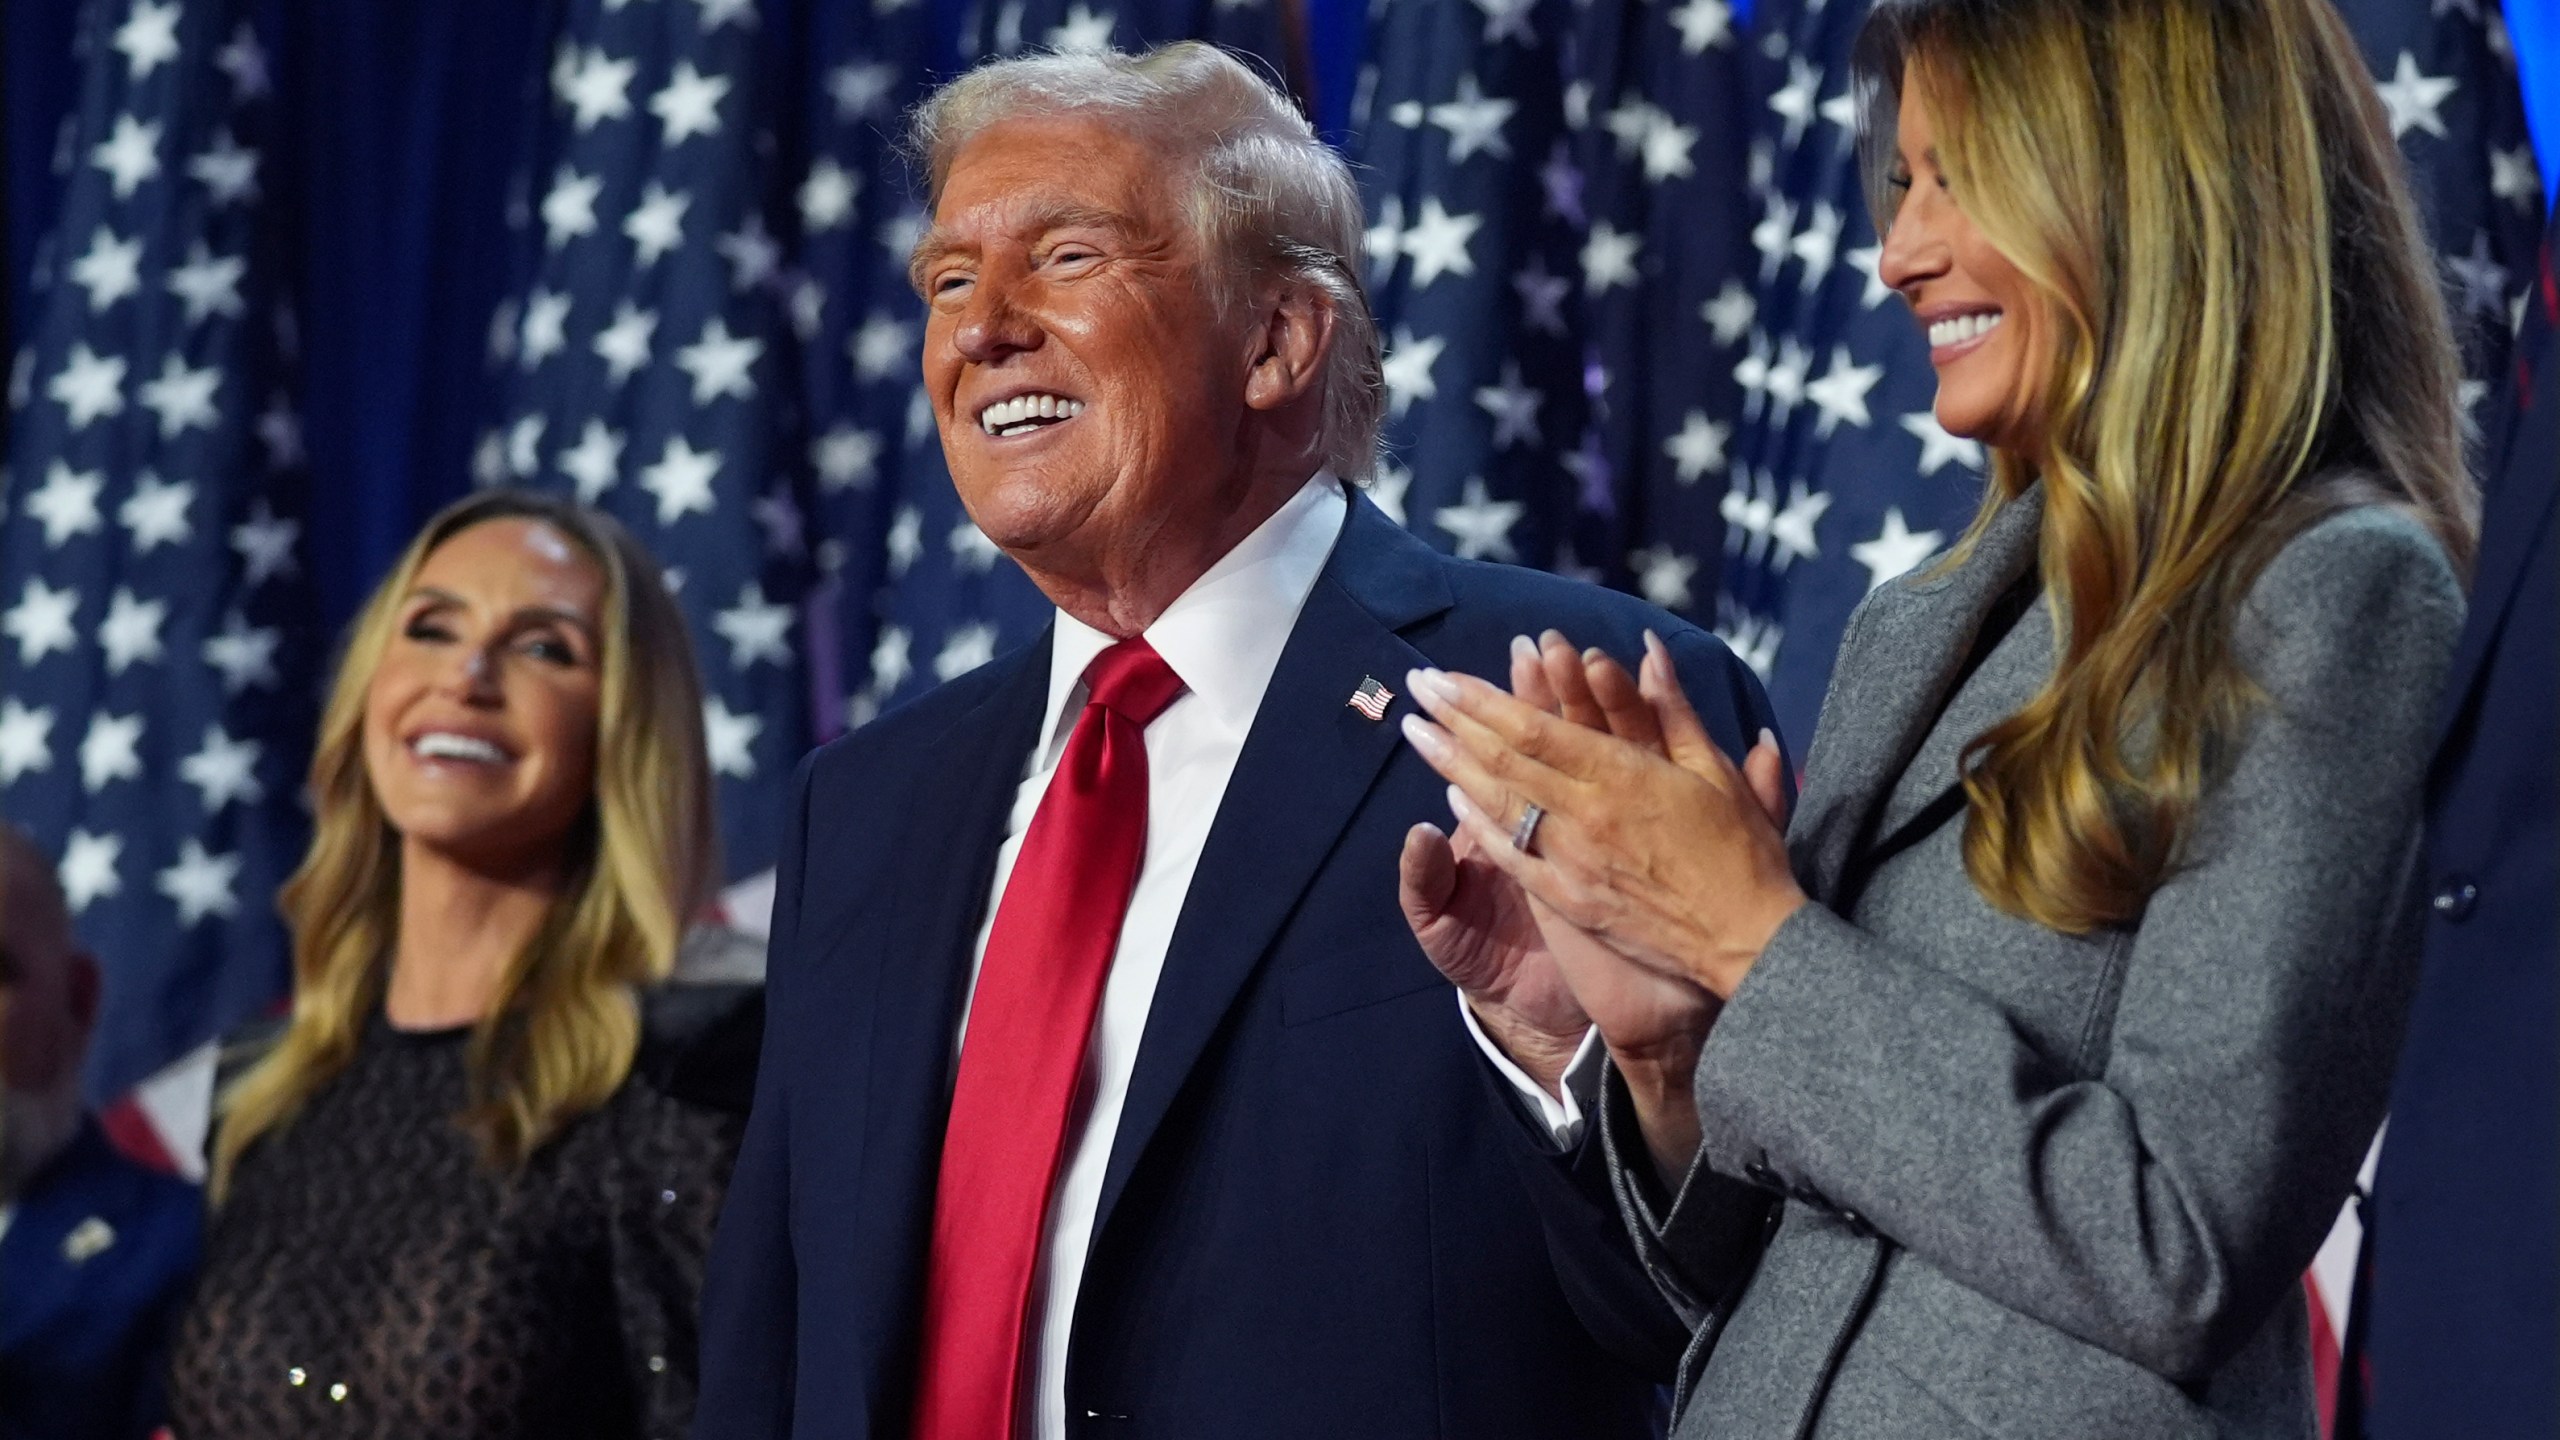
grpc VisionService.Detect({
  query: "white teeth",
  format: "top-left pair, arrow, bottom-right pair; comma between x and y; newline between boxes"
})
1928,311 -> 2003,348
413,732 -> 506,763
976,393 -> 1085,433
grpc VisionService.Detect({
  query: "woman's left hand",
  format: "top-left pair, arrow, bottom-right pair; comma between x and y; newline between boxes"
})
1398,633 -> 1807,1001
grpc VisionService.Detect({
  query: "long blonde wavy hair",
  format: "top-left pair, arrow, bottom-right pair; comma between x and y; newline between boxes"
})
1854,0 -> 2475,933
211,491 -> 716,1197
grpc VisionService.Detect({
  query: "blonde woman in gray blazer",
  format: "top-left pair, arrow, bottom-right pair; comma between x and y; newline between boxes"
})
1391,0 -> 2476,1434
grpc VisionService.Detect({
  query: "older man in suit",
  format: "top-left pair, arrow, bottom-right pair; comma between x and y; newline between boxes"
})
0,822 -> 201,1440
696,42 -> 1780,1440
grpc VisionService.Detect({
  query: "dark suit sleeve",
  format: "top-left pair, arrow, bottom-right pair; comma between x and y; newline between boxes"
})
1486,624 -> 1789,1379
695,751 -> 819,1440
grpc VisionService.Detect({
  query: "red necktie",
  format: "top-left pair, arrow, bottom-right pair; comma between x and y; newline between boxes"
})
913,638 -> 1186,1440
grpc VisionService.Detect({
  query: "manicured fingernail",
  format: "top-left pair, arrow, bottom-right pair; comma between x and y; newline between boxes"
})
1642,628 -> 1667,659
1583,646 -> 1605,665
1540,629 -> 1571,652
1510,634 -> 1538,663
1446,784 -> 1480,822
1399,713 -> 1446,758
1758,726 -> 1779,752
1408,667 -> 1460,704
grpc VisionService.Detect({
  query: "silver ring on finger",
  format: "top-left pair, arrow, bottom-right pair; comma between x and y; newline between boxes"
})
1511,802 -> 1545,856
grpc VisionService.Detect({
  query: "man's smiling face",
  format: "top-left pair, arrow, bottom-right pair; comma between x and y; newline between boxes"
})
913,115 -> 1258,591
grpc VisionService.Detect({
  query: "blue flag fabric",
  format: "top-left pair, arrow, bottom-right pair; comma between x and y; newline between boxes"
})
834,0 -> 1300,726
1,0 -> 314,1102
480,0 -> 814,879
2335,0 -> 2546,445
1354,0 -> 1771,680
1711,0 -> 1985,747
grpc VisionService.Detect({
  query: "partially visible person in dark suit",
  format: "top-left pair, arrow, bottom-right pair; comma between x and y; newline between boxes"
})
166,491 -> 751,1440
0,820 -> 200,1440
2340,209 -> 2559,1440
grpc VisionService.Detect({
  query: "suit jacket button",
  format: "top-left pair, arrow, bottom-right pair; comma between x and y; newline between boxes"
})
2431,877 -> 2479,922
1743,1161 -> 1779,1189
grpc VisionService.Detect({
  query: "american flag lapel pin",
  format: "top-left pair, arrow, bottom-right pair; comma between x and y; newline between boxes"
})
1348,675 -> 1394,721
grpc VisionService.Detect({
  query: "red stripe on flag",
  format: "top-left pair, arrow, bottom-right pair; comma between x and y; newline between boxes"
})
98,1094 -> 184,1175
2306,1271 -> 2343,1439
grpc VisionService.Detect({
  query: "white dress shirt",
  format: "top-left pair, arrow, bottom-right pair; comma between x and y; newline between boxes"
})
956,474 -> 1592,1438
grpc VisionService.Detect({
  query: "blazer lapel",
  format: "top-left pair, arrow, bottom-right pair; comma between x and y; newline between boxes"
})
1089,495 -> 1454,1238
2432,367 -> 2558,751
1788,486 -> 2044,904
855,636 -> 1052,1169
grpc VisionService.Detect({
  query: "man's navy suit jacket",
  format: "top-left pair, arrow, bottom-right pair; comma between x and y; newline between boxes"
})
2350,220 -> 2558,1439
0,1120 -> 201,1440
697,492 -> 1782,1439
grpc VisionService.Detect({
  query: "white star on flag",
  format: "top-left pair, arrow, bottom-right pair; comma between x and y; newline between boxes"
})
1791,201 -> 1842,290
1399,198 -> 1482,287
203,612 -> 282,694
1768,482 -> 1833,566
716,216 -> 781,290
91,114 -> 163,199
1899,410 -> 1983,475
1434,477 -> 1524,562
168,243 -> 249,325
560,47 -> 637,130
138,355 -> 222,438
25,463 -> 106,547
520,289 -> 573,366
623,183 -> 692,266
1806,347 -> 1884,435
99,588 -> 168,674
186,130 -> 260,205
1512,258 -> 1570,336
593,301 -> 659,384
1381,328 -> 1446,418
558,419 -> 626,503
1581,221 -> 1642,293
1850,508 -> 1944,592
0,700 -> 55,785
799,159 -> 860,232
712,584 -> 795,669
1663,411 -> 1732,483
885,506 -> 923,577
828,62 -> 898,121
639,437 -> 722,525
947,520 -> 1002,572
119,474 -> 195,551
113,1 -> 183,79
1630,546 -> 1700,610
4,579 -> 82,666
703,696 -> 762,778
47,344 -> 127,427
813,425 -> 882,491
70,228 -> 145,313
652,61 -> 732,144
934,623 -> 1000,681
229,500 -> 300,586
1046,5 -> 1119,53
1473,363 -> 1543,449
179,726 -> 265,812
2374,52 -> 2457,141
676,318 -> 763,403
1470,0 -> 1536,46
80,712 -> 145,793
1428,75 -> 1516,163
542,166 -> 605,248
850,313 -> 916,382
157,840 -> 242,927
1701,281 -> 1756,346
58,831 -> 122,913
1669,0 -> 1733,53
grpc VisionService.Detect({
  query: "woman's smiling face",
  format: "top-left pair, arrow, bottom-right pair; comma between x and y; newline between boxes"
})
1877,66 -> 2054,450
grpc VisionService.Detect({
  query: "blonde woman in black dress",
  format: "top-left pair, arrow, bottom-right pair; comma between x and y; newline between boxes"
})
170,491 -> 747,1439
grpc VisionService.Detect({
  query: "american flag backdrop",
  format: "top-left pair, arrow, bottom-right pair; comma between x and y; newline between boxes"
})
0,0 -> 309,1166
479,0 -> 815,882
1356,0 -> 1767,613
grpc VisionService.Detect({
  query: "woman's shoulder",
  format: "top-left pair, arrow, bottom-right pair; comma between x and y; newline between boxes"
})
2236,493 -> 2466,706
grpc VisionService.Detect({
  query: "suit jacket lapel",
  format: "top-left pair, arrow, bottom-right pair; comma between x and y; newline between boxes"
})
858,636 -> 1052,1169
1788,486 -> 2045,904
2433,344 -> 2558,752
1090,495 -> 1454,1238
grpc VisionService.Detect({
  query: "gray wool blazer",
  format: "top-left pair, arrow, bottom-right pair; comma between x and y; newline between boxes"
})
1602,482 -> 2464,1439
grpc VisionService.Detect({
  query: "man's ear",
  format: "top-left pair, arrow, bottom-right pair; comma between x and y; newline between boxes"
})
1243,281 -> 1336,413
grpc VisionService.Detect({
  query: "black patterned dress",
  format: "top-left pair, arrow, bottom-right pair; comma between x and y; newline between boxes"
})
166,1001 -> 751,1440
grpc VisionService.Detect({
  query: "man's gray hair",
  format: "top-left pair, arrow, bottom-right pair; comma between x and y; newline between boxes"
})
908,42 -> 1385,481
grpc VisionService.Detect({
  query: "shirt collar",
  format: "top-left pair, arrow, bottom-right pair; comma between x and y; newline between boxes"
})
1040,474 -> 1348,757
